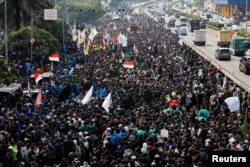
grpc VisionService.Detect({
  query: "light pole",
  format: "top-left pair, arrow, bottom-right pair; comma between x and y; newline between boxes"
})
246,0 -> 248,31
4,0 -> 8,63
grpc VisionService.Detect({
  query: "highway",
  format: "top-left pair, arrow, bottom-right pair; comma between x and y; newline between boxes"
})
136,2 -> 250,92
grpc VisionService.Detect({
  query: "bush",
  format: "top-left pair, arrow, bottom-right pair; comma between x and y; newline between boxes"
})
237,31 -> 250,38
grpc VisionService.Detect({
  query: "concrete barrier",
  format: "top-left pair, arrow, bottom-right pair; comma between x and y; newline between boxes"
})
206,24 -> 220,31
183,38 -> 250,92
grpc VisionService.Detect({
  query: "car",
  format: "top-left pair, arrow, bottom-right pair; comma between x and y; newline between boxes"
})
168,21 -> 175,28
177,27 -> 187,36
239,56 -> 250,74
200,22 -> 206,29
215,47 -> 231,60
231,24 -> 240,31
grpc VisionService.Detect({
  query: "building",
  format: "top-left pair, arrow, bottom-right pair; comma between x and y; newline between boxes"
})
213,0 -> 250,20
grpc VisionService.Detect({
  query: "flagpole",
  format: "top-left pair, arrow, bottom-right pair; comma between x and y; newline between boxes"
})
51,61 -> 54,71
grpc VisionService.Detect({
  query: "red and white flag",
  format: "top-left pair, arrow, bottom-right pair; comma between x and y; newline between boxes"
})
123,61 -> 135,68
34,88 -> 42,110
34,73 -> 42,84
49,53 -> 59,61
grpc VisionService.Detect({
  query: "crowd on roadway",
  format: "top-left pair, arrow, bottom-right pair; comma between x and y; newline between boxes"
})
0,12 -> 250,167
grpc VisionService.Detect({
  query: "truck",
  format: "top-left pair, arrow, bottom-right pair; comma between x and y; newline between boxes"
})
188,18 -> 200,32
193,30 -> 206,46
230,35 -> 248,56
217,29 -> 231,47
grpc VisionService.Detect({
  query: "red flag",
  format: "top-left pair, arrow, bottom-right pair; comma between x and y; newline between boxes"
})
34,73 -> 42,84
123,61 -> 135,68
49,53 -> 59,61
34,88 -> 42,110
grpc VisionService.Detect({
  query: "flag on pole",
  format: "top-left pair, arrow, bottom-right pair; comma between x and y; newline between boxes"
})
224,96 -> 240,112
72,23 -> 77,41
123,61 -> 135,68
84,40 -> 91,55
242,110 -> 249,137
27,81 -> 31,97
34,88 -> 42,110
49,53 -> 60,61
82,85 -> 94,105
89,28 -> 98,41
102,92 -> 112,113
34,73 -> 42,84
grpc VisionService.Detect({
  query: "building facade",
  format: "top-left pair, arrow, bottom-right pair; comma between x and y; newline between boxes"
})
213,0 -> 250,19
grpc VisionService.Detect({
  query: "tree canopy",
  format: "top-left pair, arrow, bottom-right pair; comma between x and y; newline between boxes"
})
0,58 -> 17,86
8,26 -> 61,57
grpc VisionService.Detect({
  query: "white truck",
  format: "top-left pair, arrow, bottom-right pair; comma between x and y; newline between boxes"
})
193,30 -> 206,46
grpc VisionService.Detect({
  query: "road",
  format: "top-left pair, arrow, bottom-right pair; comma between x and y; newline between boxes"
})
137,2 -> 250,92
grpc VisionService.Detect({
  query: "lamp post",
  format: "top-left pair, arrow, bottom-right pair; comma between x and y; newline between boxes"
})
4,0 -> 8,63
246,0 -> 248,32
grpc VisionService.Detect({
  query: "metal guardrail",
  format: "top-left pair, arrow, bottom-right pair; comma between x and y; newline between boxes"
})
139,2 -> 250,93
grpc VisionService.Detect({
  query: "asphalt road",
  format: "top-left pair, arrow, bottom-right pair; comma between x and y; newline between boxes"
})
138,2 -> 250,92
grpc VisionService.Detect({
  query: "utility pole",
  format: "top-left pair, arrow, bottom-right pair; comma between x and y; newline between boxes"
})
31,9 -> 34,61
62,0 -> 65,46
246,0 -> 248,31
4,0 -> 8,63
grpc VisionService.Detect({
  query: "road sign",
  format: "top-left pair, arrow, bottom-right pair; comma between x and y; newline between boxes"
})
44,9 -> 57,20
30,37 -> 35,44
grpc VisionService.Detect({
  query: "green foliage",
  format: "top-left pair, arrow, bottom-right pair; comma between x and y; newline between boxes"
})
237,31 -> 250,38
0,59 -> 17,86
8,26 -> 61,57
206,22 -> 224,29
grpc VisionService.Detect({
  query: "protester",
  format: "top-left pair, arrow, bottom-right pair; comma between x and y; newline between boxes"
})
0,10 -> 249,167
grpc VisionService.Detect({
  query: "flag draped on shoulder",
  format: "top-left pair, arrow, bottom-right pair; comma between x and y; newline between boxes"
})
34,73 -> 42,84
224,96 -> 240,112
34,88 -> 42,110
102,92 -> 112,113
49,53 -> 59,62
123,61 -> 135,68
82,85 -> 94,105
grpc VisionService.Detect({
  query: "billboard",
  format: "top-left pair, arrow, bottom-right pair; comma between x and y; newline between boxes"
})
213,0 -> 228,4
213,0 -> 250,5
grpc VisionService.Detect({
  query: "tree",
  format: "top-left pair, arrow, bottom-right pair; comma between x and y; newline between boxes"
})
0,0 -> 53,30
0,58 -> 17,86
8,26 -> 61,57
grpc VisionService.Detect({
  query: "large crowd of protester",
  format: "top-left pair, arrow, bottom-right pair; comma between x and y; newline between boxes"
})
0,10 -> 249,167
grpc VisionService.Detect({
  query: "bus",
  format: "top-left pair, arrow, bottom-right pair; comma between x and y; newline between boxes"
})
180,16 -> 188,26
188,19 -> 200,32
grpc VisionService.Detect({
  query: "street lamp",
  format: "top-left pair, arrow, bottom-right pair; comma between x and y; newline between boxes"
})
4,0 -> 8,63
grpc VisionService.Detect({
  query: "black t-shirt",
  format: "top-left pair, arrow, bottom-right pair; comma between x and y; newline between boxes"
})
63,140 -> 74,157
